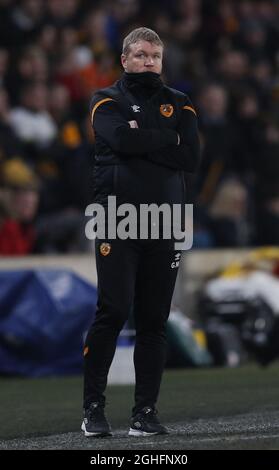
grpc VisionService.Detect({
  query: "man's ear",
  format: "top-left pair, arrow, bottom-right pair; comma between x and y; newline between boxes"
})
121,54 -> 127,70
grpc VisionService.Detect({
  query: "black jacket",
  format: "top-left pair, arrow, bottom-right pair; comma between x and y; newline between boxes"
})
90,73 -> 200,207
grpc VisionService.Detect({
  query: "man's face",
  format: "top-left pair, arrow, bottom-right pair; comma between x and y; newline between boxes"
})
10,188 -> 39,222
121,40 -> 163,74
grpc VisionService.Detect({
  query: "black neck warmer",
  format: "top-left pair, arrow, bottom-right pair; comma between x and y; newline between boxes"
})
123,71 -> 163,91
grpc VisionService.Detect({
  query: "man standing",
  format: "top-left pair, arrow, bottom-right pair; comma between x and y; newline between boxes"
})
82,27 -> 200,437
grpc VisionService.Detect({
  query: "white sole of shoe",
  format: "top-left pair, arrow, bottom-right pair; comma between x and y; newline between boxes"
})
128,428 -> 160,437
81,421 -> 112,437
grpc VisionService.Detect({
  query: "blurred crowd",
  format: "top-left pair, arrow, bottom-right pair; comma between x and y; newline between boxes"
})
0,0 -> 278,254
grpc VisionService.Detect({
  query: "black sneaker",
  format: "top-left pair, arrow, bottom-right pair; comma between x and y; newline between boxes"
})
128,407 -> 168,437
81,402 -> 112,437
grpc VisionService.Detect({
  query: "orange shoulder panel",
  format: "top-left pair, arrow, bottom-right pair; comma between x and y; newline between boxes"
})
91,98 -> 115,124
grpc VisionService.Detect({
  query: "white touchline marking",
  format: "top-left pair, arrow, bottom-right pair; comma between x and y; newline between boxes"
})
187,432 -> 279,443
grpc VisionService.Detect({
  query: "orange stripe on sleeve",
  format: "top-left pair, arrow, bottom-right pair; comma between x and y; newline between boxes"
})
182,105 -> 197,116
91,98 -> 115,124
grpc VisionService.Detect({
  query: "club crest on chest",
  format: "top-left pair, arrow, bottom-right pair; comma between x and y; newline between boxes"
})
100,242 -> 111,256
160,104 -> 174,118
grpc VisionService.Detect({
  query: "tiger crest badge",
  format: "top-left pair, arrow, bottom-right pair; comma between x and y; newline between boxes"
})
160,104 -> 174,118
100,242 -> 111,256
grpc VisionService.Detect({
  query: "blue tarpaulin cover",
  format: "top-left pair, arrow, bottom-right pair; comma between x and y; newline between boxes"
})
0,269 -> 97,377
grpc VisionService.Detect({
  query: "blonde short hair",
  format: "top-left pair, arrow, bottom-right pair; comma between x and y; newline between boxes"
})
122,27 -> 163,55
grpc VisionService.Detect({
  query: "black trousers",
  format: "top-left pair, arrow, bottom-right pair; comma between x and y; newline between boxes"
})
83,236 -> 180,415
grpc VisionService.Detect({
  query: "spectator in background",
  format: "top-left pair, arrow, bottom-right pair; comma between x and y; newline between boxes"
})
46,83 -> 92,210
156,0 -> 203,90
237,19 -> 268,62
208,177 -> 250,247
54,48 -> 84,103
9,81 -> 57,155
197,82 -> 233,204
251,58 -> 274,102
173,0 -> 202,46
104,0 -> 143,56
0,155 -> 89,255
48,83 -> 72,125
36,23 -> 58,65
0,158 -> 40,255
55,17 -> 120,103
216,49 -> 251,96
0,87 -> 23,159
254,117 -> 279,246
195,81 -> 253,247
82,9 -> 112,56
7,46 -> 49,106
76,50 -> 120,101
45,0 -> 81,28
58,26 -> 93,70
4,0 -> 45,48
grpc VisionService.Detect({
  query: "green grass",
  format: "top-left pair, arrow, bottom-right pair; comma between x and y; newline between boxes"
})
1,362 -> 279,440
